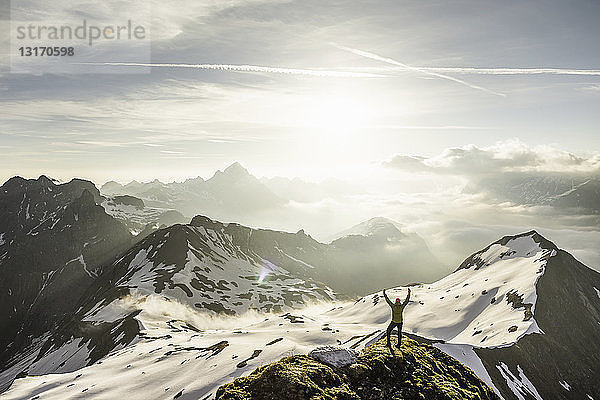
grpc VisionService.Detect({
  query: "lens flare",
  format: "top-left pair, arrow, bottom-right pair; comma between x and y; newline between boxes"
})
258,260 -> 277,282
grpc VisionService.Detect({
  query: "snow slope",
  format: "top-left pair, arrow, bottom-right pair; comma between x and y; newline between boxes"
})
3,231 -> 557,399
104,223 -> 337,315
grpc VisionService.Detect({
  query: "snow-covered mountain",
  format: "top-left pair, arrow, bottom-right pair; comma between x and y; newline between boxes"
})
0,176 -> 133,391
101,163 -> 285,220
0,214 -> 339,391
97,215 -> 338,315
5,230 -> 596,400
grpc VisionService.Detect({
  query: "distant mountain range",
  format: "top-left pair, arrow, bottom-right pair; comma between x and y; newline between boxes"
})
465,172 -> 600,213
101,162 -> 285,221
102,163 -> 600,218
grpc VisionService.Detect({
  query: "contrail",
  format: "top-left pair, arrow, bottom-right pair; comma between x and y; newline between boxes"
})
352,66 -> 600,76
419,67 -> 600,76
77,62 -> 384,78
333,44 -> 506,96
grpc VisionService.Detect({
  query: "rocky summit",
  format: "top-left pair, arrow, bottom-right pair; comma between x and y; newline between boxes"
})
215,336 -> 500,400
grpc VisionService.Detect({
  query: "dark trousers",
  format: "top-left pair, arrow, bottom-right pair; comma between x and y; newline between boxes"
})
386,321 -> 403,346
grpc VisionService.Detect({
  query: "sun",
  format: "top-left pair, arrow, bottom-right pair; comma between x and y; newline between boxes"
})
304,94 -> 368,146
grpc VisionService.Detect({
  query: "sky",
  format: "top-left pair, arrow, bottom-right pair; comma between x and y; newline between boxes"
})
0,0 -> 599,272
1,0 -> 600,184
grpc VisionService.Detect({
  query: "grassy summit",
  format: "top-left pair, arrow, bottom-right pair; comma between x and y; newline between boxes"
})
216,336 -> 500,400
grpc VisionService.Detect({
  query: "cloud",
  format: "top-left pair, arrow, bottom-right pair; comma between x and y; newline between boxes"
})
382,155 -> 432,172
384,140 -> 600,176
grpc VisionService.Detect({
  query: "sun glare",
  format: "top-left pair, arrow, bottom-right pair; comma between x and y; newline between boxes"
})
302,94 -> 370,152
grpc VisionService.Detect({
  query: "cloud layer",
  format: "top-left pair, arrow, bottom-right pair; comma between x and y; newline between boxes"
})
384,140 -> 600,176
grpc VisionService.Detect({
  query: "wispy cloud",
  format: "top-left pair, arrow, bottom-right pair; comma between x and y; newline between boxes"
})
77,62 -> 384,78
332,44 -> 506,96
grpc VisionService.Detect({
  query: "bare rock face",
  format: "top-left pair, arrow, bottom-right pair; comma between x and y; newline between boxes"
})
309,346 -> 359,368
0,176 -> 132,391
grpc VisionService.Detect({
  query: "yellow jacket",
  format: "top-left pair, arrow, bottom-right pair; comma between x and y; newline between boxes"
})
383,289 -> 410,323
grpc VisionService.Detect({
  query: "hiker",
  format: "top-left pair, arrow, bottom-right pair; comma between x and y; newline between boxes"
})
383,287 -> 411,348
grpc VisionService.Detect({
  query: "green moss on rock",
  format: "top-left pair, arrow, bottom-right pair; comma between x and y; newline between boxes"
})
216,337 -> 500,400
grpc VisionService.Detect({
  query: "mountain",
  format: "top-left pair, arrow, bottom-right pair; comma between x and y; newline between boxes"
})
552,178 -> 600,210
216,337 -> 499,400
350,230 -> 600,400
0,213 -> 441,394
93,214 -> 338,316
0,176 -> 133,390
329,216 -> 406,240
465,172 -> 600,213
326,217 -> 445,294
100,162 -> 285,220
470,232 -> 600,400
0,215 -> 338,388
101,195 -> 187,235
2,226 -> 598,400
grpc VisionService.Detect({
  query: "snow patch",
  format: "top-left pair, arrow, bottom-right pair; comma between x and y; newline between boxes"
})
497,363 -> 543,400
559,380 -> 571,391
593,286 -> 600,299
66,254 -> 96,278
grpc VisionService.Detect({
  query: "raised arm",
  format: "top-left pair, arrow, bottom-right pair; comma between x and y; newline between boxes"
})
383,289 -> 393,307
402,287 -> 411,307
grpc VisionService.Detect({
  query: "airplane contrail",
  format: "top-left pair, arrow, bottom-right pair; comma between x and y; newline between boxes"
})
422,67 -> 600,76
76,62 -> 384,78
351,66 -> 600,76
332,44 -> 506,96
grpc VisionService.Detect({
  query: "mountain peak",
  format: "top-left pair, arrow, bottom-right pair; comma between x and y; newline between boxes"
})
208,162 -> 254,184
457,230 -> 558,272
37,175 -> 57,185
332,216 -> 405,241
495,230 -> 557,252
223,162 -> 249,176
